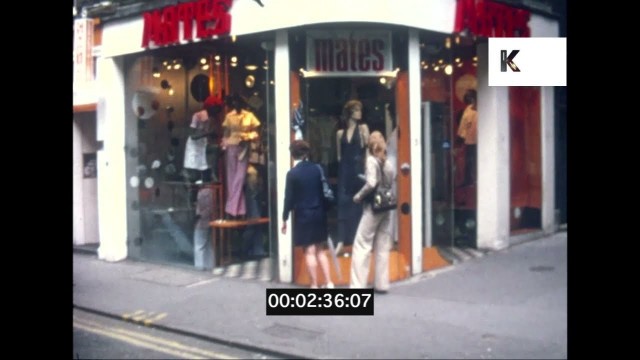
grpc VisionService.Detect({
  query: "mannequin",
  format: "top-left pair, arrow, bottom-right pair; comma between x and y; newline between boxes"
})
183,95 -> 223,184
335,99 -> 370,254
457,89 -> 477,187
221,93 -> 261,217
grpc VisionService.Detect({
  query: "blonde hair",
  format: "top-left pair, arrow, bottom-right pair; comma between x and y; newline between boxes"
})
368,136 -> 387,162
369,130 -> 385,144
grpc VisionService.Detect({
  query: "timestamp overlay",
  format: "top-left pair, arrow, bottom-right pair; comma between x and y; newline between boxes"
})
266,288 -> 374,316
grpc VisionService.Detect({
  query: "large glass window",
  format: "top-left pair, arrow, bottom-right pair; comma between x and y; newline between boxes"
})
421,32 -> 478,254
123,33 -> 276,270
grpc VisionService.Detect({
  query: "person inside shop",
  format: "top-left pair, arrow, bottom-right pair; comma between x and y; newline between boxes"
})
456,89 -> 478,187
221,93 -> 261,218
281,140 -> 334,289
335,99 -> 370,256
350,132 -> 395,293
183,95 -> 223,184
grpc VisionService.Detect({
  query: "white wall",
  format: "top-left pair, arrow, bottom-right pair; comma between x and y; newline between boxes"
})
275,30 -> 292,283
476,42 -> 510,251
74,113 -> 101,246
541,86 -> 555,234
408,29 -> 423,275
73,119 -> 85,245
529,14 -> 560,37
102,0 -> 456,57
530,14 -> 559,234
96,56 -> 129,262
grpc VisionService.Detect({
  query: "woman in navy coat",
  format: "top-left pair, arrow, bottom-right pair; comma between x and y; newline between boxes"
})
281,140 -> 334,289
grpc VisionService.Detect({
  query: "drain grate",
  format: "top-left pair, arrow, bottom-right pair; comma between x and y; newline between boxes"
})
529,265 -> 555,272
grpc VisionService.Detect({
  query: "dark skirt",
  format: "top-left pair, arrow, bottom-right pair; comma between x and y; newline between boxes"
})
293,206 -> 328,247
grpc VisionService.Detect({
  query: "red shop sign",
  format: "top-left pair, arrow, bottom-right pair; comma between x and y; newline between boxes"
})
142,0 -> 232,48
454,0 -> 530,37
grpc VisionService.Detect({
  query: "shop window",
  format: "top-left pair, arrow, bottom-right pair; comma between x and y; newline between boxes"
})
421,32 -> 478,252
123,34 -> 275,270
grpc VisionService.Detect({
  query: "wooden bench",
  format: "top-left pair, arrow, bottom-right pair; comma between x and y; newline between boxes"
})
210,217 -> 269,266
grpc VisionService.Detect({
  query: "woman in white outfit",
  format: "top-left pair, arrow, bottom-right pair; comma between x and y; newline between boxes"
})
350,132 -> 395,293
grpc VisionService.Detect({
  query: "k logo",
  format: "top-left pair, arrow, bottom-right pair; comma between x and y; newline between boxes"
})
500,50 -> 520,72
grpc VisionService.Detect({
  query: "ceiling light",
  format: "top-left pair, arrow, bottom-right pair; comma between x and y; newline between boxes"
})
444,64 -> 453,75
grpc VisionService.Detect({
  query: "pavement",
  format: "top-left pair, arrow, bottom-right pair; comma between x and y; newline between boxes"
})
73,231 -> 567,359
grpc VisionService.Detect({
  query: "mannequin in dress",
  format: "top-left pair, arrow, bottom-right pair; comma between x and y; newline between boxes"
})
335,99 -> 370,255
221,93 -> 261,217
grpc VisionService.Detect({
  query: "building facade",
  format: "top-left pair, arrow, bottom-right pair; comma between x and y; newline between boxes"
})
75,0 -> 564,284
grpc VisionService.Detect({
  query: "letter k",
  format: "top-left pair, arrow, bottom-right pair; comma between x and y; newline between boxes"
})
505,50 -> 520,72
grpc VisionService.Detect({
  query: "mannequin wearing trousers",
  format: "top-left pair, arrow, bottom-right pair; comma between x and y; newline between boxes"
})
221,94 -> 260,217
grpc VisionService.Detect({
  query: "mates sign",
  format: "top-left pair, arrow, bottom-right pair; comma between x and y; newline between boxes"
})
306,30 -> 393,77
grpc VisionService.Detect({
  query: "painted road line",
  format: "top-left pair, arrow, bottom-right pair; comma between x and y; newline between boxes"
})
143,312 -> 168,326
73,320 -> 208,359
122,309 -> 145,320
74,316 -> 237,359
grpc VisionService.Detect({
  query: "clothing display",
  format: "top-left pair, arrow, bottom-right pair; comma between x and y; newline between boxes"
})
184,109 -> 211,171
222,109 -> 261,217
457,104 -> 478,186
457,104 -> 477,145
337,126 -> 366,247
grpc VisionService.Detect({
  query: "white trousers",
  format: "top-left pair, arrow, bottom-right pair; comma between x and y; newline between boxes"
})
349,204 -> 392,290
194,227 -> 214,270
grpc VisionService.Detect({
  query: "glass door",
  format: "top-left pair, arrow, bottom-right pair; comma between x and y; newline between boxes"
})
424,101 -> 455,248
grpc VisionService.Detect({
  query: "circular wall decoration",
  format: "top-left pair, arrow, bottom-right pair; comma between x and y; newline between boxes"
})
129,176 -> 140,188
132,88 -> 160,120
144,177 -> 155,189
454,74 -> 477,103
190,74 -> 210,103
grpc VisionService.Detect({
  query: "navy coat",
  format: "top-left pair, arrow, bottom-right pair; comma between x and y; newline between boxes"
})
282,160 -> 328,246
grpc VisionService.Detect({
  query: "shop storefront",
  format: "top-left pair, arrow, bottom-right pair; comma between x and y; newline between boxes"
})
91,0 -> 561,284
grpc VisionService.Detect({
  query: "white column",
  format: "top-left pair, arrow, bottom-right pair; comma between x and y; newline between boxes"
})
541,86 -> 556,234
476,42 -> 510,251
96,56 -> 128,262
275,29 -> 292,283
408,29 -> 423,275
73,118 -> 86,245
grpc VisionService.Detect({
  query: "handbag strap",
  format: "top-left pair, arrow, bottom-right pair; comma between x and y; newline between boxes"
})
376,160 -> 389,187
